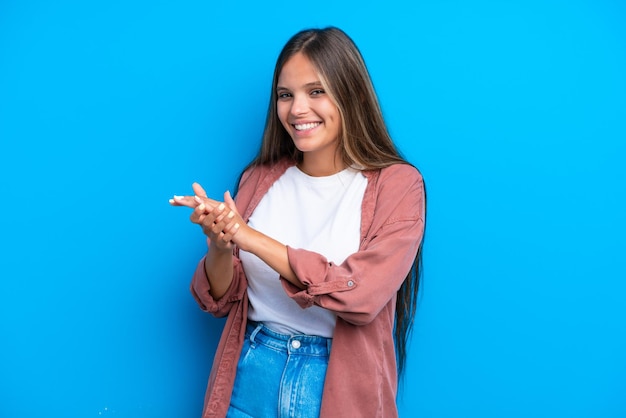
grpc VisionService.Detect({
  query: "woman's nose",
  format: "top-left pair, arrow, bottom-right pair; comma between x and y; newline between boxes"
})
290,94 -> 308,116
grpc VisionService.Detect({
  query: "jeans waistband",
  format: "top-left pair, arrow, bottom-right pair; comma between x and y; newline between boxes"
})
246,320 -> 332,356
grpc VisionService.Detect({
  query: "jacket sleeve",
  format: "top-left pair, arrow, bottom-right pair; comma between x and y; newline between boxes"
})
190,255 -> 247,317
280,165 -> 425,326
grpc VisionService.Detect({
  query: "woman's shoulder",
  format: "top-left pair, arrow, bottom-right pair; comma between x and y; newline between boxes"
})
240,158 -> 295,185
376,162 -> 424,187
376,163 -> 425,211
361,163 -> 425,224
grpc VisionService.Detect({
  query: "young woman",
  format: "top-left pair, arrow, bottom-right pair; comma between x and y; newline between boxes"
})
171,27 -> 426,418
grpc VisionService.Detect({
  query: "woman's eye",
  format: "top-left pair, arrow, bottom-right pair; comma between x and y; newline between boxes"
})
311,89 -> 325,96
277,92 -> 292,99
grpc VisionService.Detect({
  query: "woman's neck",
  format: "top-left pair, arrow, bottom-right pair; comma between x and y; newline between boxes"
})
298,155 -> 346,177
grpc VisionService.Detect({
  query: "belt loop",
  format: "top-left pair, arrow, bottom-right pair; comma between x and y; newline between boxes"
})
249,322 -> 263,348
326,338 -> 332,354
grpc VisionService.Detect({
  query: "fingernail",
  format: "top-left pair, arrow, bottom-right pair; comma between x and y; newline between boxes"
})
168,199 -> 175,204
198,204 -> 205,211
194,196 -> 203,203
218,203 -> 225,211
234,223 -> 240,230
227,211 -> 235,219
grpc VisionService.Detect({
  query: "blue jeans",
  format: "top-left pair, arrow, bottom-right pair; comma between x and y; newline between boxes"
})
226,321 -> 331,418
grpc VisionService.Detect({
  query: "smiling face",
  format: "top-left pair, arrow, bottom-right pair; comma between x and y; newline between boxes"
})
276,52 -> 343,175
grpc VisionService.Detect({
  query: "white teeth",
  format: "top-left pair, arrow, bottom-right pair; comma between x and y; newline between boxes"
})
294,122 -> 321,131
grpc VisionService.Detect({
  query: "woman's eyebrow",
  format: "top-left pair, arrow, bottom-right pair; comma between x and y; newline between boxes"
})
276,81 -> 323,91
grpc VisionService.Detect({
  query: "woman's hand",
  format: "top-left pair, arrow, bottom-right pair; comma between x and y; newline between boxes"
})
193,184 -> 242,251
170,183 -> 240,299
171,182 -> 301,288
170,182 -> 241,251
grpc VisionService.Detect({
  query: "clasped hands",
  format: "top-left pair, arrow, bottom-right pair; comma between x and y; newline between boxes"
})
170,182 -> 243,250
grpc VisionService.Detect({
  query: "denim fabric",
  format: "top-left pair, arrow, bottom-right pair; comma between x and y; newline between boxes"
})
226,321 -> 331,418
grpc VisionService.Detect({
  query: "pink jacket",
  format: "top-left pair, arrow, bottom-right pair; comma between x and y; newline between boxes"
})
191,158 -> 425,417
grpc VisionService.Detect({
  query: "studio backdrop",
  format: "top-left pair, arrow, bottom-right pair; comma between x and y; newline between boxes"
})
1,0 -> 625,417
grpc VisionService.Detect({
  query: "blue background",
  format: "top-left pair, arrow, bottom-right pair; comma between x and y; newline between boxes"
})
1,0 -> 625,417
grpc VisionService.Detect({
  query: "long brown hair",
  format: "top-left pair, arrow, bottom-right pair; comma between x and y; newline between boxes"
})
245,27 -> 425,378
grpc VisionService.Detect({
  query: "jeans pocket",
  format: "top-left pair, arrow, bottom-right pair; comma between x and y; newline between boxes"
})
238,336 -> 255,367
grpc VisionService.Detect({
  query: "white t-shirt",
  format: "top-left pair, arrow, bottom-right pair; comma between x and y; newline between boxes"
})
239,165 -> 367,338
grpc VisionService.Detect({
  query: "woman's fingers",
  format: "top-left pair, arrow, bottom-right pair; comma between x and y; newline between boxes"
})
190,202 -> 210,224
209,208 -> 242,243
169,183 -> 218,208
208,210 -> 237,250
209,205 -> 232,234
192,182 -> 208,198
221,222 -> 240,242
171,186 -> 240,245
224,190 -> 238,212
170,195 -> 198,208
194,195 -> 222,209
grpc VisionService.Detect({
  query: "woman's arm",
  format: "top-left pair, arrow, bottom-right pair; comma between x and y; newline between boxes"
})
191,189 -> 305,291
231,221 -> 304,290
279,165 -> 425,325
172,182 -> 305,296
171,184 -> 238,299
